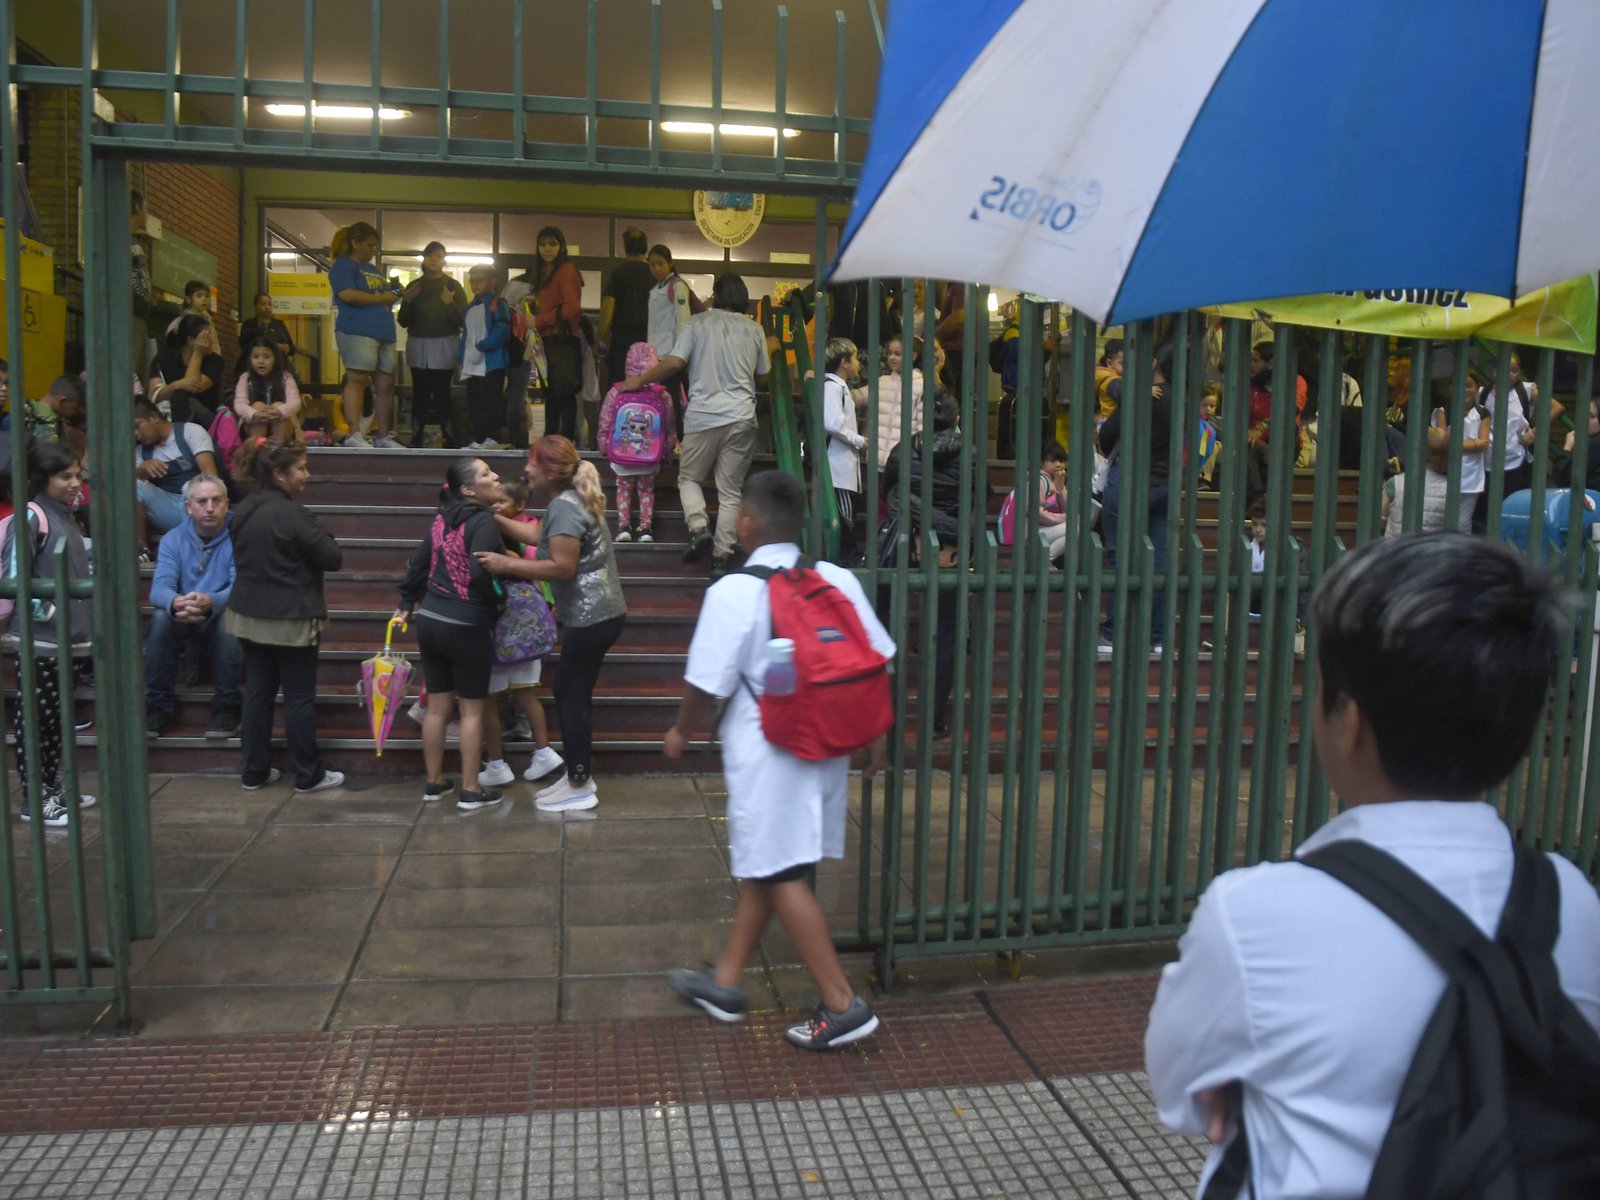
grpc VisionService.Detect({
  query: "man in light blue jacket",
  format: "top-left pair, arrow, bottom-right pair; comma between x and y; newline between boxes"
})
144,473 -> 243,739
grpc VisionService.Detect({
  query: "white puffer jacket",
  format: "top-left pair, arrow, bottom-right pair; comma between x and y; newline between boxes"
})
871,369 -> 926,469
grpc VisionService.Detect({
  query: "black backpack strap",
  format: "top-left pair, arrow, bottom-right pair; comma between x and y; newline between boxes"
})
1300,836 -> 1565,1083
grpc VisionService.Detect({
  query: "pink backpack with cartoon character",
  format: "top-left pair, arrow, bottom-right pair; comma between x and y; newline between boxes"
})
600,342 -> 674,468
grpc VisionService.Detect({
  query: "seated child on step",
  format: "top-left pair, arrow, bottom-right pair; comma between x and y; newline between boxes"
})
233,337 -> 301,444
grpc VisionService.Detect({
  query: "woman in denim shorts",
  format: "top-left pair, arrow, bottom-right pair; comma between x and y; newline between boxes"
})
328,221 -> 403,448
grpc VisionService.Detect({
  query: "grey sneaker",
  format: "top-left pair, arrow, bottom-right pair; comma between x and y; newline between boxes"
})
371,434 -> 405,449
295,770 -> 346,794
343,432 -> 373,448
784,995 -> 880,1050
423,778 -> 456,803
668,968 -> 748,1023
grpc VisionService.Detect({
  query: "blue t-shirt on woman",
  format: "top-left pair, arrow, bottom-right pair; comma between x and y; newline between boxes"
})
329,256 -> 397,341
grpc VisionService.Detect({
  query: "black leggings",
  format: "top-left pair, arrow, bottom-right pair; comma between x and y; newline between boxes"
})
545,387 -> 579,441
553,615 -> 624,782
9,656 -> 90,795
467,369 -> 507,445
411,367 -> 457,445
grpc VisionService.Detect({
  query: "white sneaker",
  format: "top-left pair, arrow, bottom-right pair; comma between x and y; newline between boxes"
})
523,746 -> 565,781
295,770 -> 346,794
615,528 -> 633,543
242,768 -> 282,791
371,434 -> 404,449
73,794 -> 97,810
478,759 -> 515,788
637,528 -> 654,543
343,433 -> 373,449
534,777 -> 598,812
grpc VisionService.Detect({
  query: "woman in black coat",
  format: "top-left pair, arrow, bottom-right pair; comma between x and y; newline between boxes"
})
225,439 -> 344,793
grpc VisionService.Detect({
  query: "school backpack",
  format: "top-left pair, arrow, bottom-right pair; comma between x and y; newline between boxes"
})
0,502 -> 52,624
498,296 -> 532,367
669,275 -> 705,316
208,406 -> 242,472
492,580 -> 557,665
1203,838 -> 1600,1200
606,392 -> 672,468
996,472 -> 1049,546
740,559 -> 893,760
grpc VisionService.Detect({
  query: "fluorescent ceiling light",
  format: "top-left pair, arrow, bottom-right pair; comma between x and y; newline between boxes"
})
264,103 -> 412,120
659,121 -> 798,138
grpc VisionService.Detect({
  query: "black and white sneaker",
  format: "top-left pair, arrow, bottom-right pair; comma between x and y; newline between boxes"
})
456,787 -> 503,812
667,967 -> 748,1023
784,995 -> 880,1050
423,778 -> 456,803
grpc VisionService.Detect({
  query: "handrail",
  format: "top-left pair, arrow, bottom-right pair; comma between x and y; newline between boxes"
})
784,293 -> 841,560
768,327 -> 805,497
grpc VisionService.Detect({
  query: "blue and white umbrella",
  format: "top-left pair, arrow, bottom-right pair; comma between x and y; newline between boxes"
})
832,0 -> 1600,325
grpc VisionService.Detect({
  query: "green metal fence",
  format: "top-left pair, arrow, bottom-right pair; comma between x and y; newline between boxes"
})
768,285 -> 1599,984
6,2 -> 1597,1013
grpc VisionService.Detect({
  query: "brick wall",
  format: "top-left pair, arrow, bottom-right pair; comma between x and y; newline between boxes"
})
137,161 -> 243,366
22,85 -> 243,372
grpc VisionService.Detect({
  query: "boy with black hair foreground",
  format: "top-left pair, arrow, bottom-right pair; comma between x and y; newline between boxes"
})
663,469 -> 894,1050
1145,533 -> 1600,1199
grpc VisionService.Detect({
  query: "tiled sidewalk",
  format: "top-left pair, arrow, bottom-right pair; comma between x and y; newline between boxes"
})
1,772 -> 1205,1196
0,977 -> 1205,1198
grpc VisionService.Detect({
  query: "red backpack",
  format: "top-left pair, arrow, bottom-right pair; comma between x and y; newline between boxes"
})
742,560 -> 893,760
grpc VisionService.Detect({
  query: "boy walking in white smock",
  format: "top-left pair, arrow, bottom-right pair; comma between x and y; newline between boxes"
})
663,470 -> 894,1049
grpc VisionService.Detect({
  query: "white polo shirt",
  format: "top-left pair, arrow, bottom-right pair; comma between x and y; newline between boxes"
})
1145,800 -> 1600,1199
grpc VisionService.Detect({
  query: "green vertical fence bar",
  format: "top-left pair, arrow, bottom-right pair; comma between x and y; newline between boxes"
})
1163,316 -> 1204,924
773,7 -> 788,177
1014,300 -> 1049,940
163,0 -> 179,139
584,0 -> 599,164
300,0 -> 314,146
367,0 -> 382,152
1483,341 -> 1515,541
87,141 -> 156,973
1521,348 -> 1559,840
1255,326 -> 1297,860
648,0 -> 662,167
709,0 -> 724,171
857,279 -> 881,946
0,0 -> 30,990
1401,340 -> 1430,531
1213,322 -> 1253,877
1557,358 -> 1594,855
232,0 -> 247,148
51,546 -> 92,986
511,0 -> 526,155
1356,336 -> 1388,542
436,0 -> 449,158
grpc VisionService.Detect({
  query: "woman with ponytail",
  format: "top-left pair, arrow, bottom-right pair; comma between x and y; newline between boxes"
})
328,221 -> 402,448
477,434 -> 625,811
226,438 -> 344,794
394,456 -> 508,810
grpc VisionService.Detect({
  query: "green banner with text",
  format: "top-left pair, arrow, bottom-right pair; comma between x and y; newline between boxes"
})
1203,275 -> 1597,353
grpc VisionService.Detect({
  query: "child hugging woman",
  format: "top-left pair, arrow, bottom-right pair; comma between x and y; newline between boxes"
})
234,336 -> 302,443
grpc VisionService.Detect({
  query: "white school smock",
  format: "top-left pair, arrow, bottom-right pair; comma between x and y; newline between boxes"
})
683,541 -> 896,879
823,373 -> 865,493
